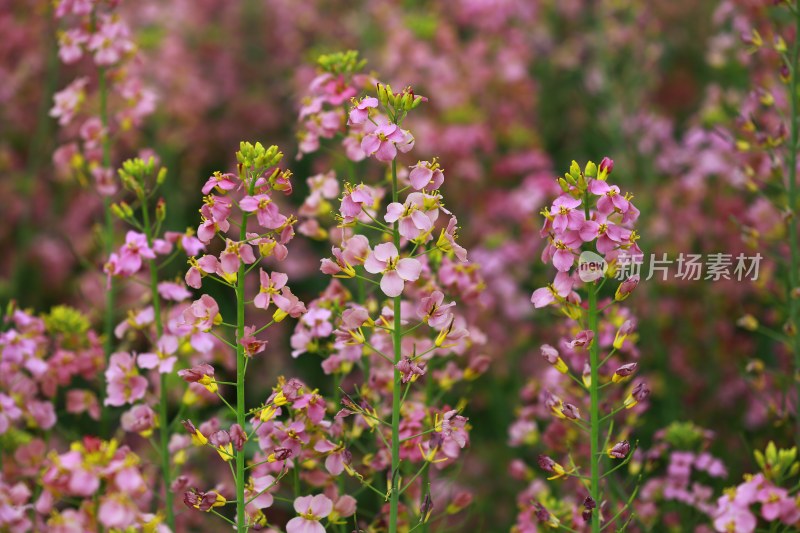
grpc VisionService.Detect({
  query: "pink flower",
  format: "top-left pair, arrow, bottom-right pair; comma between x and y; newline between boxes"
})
158,281 -> 191,301
397,356 -> 426,383
340,184 -> 374,223
550,195 -> 585,233
220,239 -> 257,274
255,270 -> 288,310
589,180 -> 630,215
579,215 -> 631,253
287,494 -> 333,533
182,295 -> 220,332
294,392 -> 326,424
98,494 -> 137,529
713,492 -> 757,533
117,231 -> 156,276
273,288 -> 307,319
408,160 -> 445,191
240,193 -> 286,229
87,17 -> 134,66
543,231 -> 582,272
531,272 -> 573,308
0,394 -> 22,434
364,243 -> 421,297
417,291 -> 456,329
361,123 -> 415,162
348,96 -> 378,125
438,216 -> 468,262
50,78 -> 88,126
247,474 -> 277,510
137,335 -> 179,373
120,404 -> 156,435
384,194 -> 436,240
92,166 -> 117,197
201,172 -> 239,195
104,352 -> 147,406
313,440 -> 350,475
58,28 -> 88,64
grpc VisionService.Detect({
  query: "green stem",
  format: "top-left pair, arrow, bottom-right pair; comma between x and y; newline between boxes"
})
235,197 -> 251,531
140,192 -> 175,530
588,283 -> 601,533
788,0 -> 800,449
389,157 -> 402,533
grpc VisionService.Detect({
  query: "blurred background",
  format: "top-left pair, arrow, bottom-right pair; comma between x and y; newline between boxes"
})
1,0 -> 792,529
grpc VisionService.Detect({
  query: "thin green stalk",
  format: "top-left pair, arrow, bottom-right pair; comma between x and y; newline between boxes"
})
788,0 -> 800,449
588,283 -> 601,533
140,190 -> 175,530
389,158 -> 402,533
235,180 -> 253,530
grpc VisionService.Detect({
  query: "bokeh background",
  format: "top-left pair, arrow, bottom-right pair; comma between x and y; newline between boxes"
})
1,0 -> 793,529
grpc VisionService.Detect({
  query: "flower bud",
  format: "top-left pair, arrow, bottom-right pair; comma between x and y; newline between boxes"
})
613,320 -> 635,349
624,382 -> 650,409
537,454 -> 567,479
155,198 -> 167,223
607,440 -> 631,459
540,344 -> 568,374
615,275 -> 639,301
598,157 -> 614,179
420,493 -> 433,523
612,362 -> 638,383
584,161 -> 598,178
736,314 -> 759,331
561,403 -> 581,420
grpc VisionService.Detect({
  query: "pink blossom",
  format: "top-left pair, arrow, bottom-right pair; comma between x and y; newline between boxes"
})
409,160 -> 445,191
551,195 -> 585,233
88,18 -> 134,66
274,287 -> 307,319
201,172 -> 239,195
58,28 -> 88,64
340,184 -> 374,223
348,96 -> 378,125
158,281 -> 191,301
364,242 -> 422,297
589,180 -> 630,215
713,492 -> 756,533
384,197 -> 435,240
104,352 -> 147,406
137,335 -> 179,373
120,404 -> 156,435
240,193 -> 286,229
220,239 -> 257,274
294,392 -> 326,424
361,122 -> 415,162
116,231 -> 156,276
417,291 -> 456,329
182,295 -> 220,332
287,494 -> 333,533
313,440 -> 350,476
50,78 -> 88,126
98,494 -> 137,529
247,474 -> 277,510
255,270 -> 288,310
531,272 -> 573,308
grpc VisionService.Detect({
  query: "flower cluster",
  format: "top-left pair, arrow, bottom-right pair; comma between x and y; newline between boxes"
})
295,66 -> 484,530
514,159 -> 647,532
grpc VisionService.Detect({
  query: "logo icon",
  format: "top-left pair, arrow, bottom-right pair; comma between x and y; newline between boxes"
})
578,251 -> 607,282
